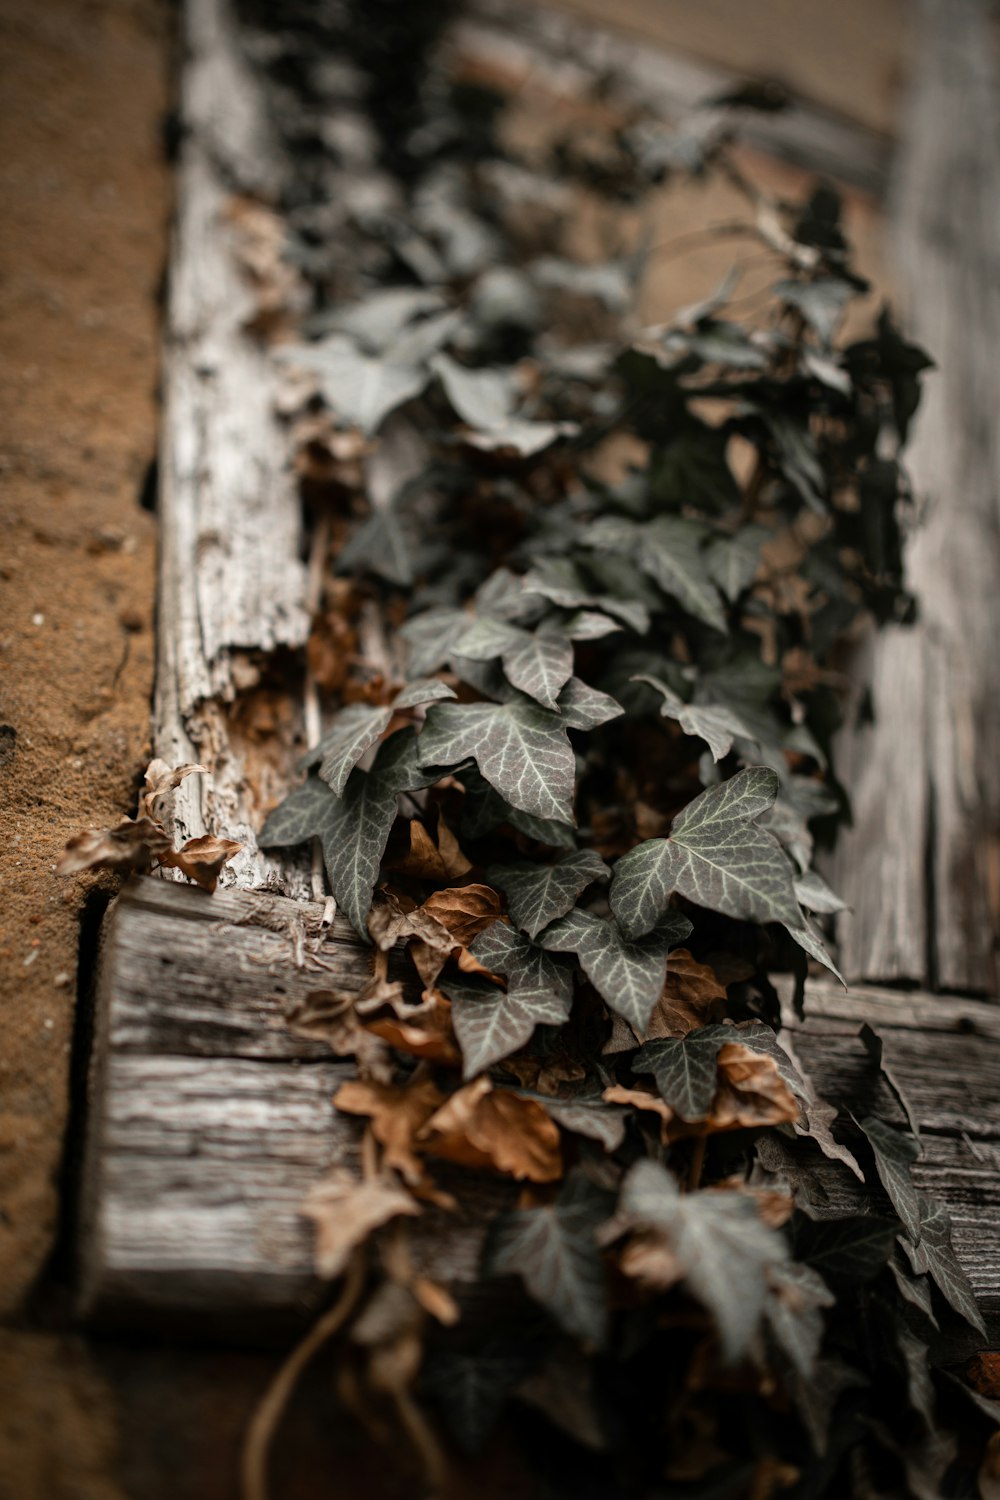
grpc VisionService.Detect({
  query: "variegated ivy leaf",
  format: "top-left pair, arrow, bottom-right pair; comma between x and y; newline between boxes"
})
555,677 -> 624,731
563,610 -> 623,641
453,618 -> 574,710
582,515 -> 728,634
302,681 -> 457,795
764,1261 -> 834,1380
393,678 -> 458,711
858,1116 -> 923,1246
705,525 -> 769,602
303,703 -> 392,795
609,767 -> 800,940
502,629 -> 575,710
260,729 -> 431,939
538,906 -> 692,1033
469,920 -> 574,1004
444,976 -> 571,1079
900,1198 -> 986,1336
485,1169 -> 614,1347
458,769 -> 577,849
634,674 -> 755,763
616,1159 -> 788,1362
431,351 -> 517,429
794,870 -> 848,916
400,608 -> 468,676
487,850 -> 610,939
418,699 -> 576,825
258,776 -> 337,850
787,919 -> 845,986
631,1024 -> 733,1121
520,556 -> 650,635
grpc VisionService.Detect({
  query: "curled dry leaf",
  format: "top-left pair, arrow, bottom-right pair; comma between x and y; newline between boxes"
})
710,1043 -> 800,1131
334,1075 -> 454,1205
367,988 -> 462,1067
602,1082 -> 675,1137
140,759 -> 206,819
57,816 -> 172,877
643,950 -> 729,1040
287,990 -> 394,1080
389,817 -> 473,881
302,1168 -> 419,1279
420,1077 -> 563,1183
420,884 -> 504,946
160,834 -> 242,893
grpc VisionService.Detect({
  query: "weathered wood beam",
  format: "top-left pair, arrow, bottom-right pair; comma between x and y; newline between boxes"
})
826,0 -> 1000,992
79,878 -> 1000,1343
155,0 -> 311,896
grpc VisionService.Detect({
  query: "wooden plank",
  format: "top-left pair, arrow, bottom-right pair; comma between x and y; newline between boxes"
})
154,0 -> 311,897
459,1 -> 891,195
826,0 -> 1000,993
80,879 -> 1000,1342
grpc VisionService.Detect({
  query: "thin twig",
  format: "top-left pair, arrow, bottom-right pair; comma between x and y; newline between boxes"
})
240,1253 -> 366,1500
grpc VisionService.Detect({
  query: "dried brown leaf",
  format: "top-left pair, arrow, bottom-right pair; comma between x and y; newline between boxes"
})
367,989 -> 461,1067
160,834 -> 242,892
334,1075 -> 446,1192
643,949 -> 729,1040
140,759 -> 206,818
57,816 -> 171,876
302,1169 -> 419,1278
390,818 -> 472,881
419,1077 -> 563,1182
709,1042 -> 800,1131
419,884 -> 504,946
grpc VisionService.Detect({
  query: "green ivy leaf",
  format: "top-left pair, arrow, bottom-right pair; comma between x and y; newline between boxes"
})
610,767 -> 800,939
538,906 -> 692,1032
453,618 -> 574,710
631,1025 -> 732,1120
303,703 -> 393,795
431,351 -> 517,428
794,869 -> 848,915
520,557 -> 650,635
485,1170 -> 614,1346
487,850 -> 610,939
278,336 -> 427,436
616,1160 -> 788,1361
705,525 -> 769,601
764,1261 -> 834,1379
523,1091 -> 628,1152
444,976 -> 572,1079
794,1216 -> 899,1283
634,674 -> 755,762
258,776 -> 336,850
900,1197 -> 986,1336
583,515 -> 728,633
469,920 -> 575,1004
418,699 -> 576,825
555,677 -> 624,730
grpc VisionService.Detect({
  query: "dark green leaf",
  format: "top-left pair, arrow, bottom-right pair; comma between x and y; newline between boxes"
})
538,906 -> 692,1032
900,1197 -> 986,1336
418,699 -> 576,825
488,850 -> 610,939
609,767 -> 800,939
795,1215 -> 898,1283
634,674 -> 754,762
858,1115 -> 922,1244
555,676 -> 624,730
632,1025 -> 732,1120
469,920 -> 574,1004
485,1171 -> 613,1346
445,976 -> 572,1079
303,703 -> 393,795
616,1160 -> 788,1361
583,515 -> 728,633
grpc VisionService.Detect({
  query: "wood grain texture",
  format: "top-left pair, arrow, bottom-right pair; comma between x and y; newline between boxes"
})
154,0 -> 310,896
80,880 -> 1000,1342
826,0 -> 1000,992
459,0 -> 891,195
